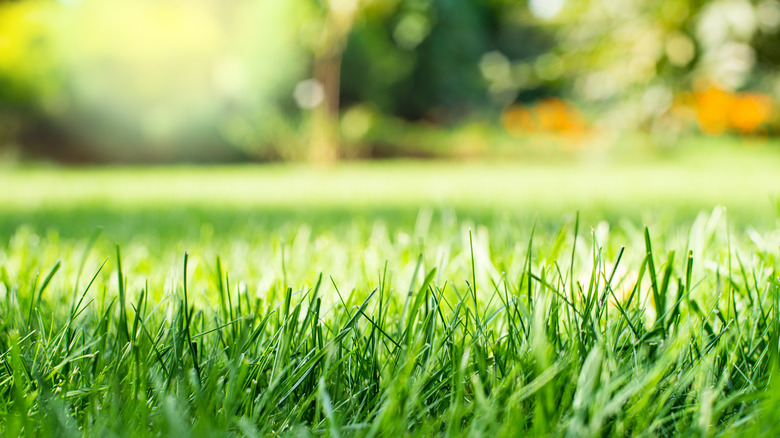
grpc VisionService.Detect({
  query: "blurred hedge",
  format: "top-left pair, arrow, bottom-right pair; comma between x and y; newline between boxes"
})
1,0 -> 779,162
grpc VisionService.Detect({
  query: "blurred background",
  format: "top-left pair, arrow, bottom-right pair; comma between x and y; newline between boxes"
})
1,0 -> 779,163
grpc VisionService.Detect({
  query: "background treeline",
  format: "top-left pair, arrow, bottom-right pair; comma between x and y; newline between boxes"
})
0,0 -> 778,162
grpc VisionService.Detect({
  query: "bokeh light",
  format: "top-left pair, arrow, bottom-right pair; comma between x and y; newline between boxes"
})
0,0 -> 311,159
2,0 -> 780,161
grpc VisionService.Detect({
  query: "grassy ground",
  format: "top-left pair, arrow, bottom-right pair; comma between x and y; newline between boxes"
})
2,144 -> 780,436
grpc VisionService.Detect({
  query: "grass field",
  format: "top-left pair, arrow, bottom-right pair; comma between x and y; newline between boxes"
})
3,144 -> 780,436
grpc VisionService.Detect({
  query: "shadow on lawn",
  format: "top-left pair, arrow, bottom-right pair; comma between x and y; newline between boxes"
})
1,201 -> 772,248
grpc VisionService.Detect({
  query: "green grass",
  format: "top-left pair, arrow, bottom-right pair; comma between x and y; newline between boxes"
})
3,151 -> 780,436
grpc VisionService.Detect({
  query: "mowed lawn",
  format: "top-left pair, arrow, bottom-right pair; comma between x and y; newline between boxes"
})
2,140 -> 780,243
4,141 -> 780,219
2,142 -> 780,436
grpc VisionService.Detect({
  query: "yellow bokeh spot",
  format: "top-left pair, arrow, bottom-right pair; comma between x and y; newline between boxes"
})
502,106 -> 536,138
681,84 -> 775,136
694,86 -> 732,136
0,0 -> 59,89
502,98 -> 586,140
729,93 -> 773,134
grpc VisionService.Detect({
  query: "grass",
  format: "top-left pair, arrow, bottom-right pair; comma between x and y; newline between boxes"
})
2,148 -> 780,436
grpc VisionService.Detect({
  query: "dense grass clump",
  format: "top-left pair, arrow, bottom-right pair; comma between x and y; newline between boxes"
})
1,207 -> 780,436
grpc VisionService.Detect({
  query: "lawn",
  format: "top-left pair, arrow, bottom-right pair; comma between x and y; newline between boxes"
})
2,143 -> 780,436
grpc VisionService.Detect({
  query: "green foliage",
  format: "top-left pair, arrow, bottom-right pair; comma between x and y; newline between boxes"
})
0,0 -> 312,160
342,0 -> 497,121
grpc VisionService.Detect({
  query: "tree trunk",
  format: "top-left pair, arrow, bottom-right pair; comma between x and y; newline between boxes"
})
311,51 -> 342,163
